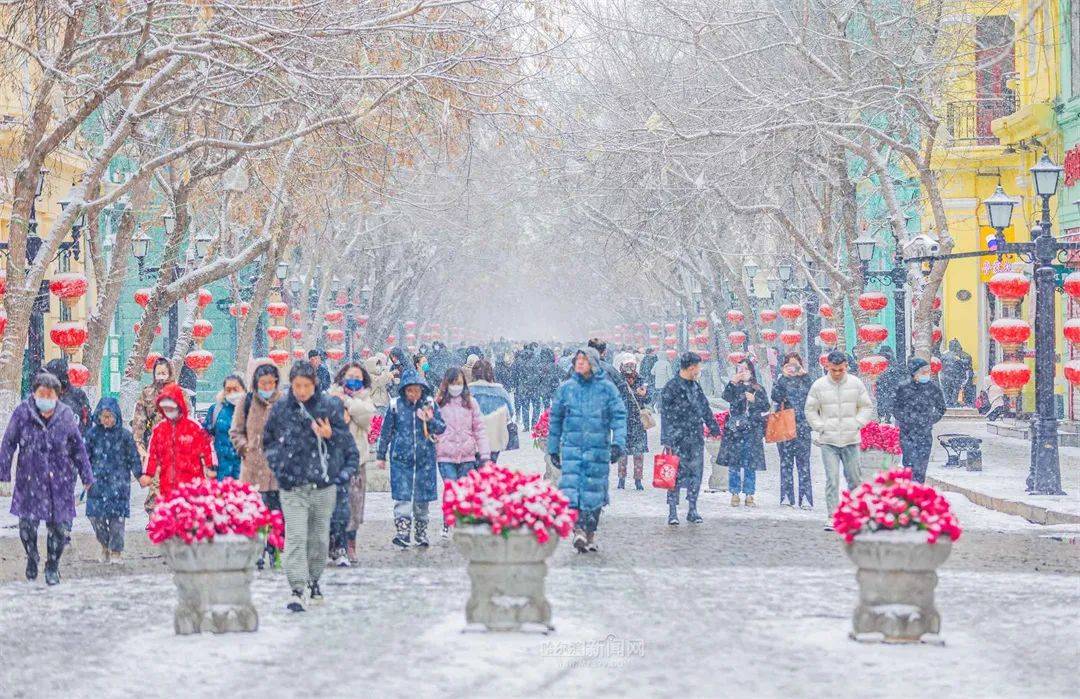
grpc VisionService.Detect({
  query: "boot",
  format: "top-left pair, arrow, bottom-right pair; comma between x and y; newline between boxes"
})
730,494 -> 741,507
687,503 -> 703,524
634,479 -> 644,490
44,526 -> 65,585
392,517 -> 412,548
19,521 -> 38,581
109,551 -> 123,565
617,477 -> 626,490
572,529 -> 588,552
585,531 -> 598,553
744,495 -> 756,507
667,502 -> 679,526
414,520 -> 430,547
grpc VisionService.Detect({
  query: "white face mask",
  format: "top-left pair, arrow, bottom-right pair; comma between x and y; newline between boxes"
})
226,392 -> 244,405
448,385 -> 464,397
163,408 -> 179,420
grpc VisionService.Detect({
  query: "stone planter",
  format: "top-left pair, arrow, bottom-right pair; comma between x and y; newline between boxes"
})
161,534 -> 262,635
453,524 -> 559,631
705,439 -> 727,492
859,448 -> 899,475
844,530 -> 953,643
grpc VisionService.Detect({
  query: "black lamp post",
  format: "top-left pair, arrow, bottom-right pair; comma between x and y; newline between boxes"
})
853,232 -> 910,361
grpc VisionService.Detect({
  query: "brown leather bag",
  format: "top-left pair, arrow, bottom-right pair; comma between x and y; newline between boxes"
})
765,405 -> 797,443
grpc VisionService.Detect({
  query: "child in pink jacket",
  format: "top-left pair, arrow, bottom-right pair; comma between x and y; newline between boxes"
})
434,368 -> 490,537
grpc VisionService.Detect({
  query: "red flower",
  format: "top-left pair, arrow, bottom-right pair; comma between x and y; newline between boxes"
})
531,409 -> 551,439
831,467 -> 962,544
368,414 -> 384,445
147,478 -> 284,547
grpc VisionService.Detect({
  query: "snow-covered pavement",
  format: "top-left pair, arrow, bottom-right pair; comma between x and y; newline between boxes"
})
1,432 -> 1078,698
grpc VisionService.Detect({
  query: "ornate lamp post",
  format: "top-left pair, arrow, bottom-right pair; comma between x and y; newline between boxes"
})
779,256 -> 825,377
853,231 -> 910,361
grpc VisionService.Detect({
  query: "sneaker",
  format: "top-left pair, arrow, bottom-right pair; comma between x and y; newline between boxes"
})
441,524 -> 450,539
584,533 -> 598,553
109,551 -> 123,565
572,530 -> 588,553
799,504 -> 813,511
634,479 -> 644,490
308,581 -> 324,604
823,524 -> 834,532
744,495 -> 756,507
256,556 -> 266,571
686,509 -> 703,524
730,494 -> 741,507
668,510 -> 679,526
780,502 -> 794,508
287,589 -> 306,613
334,554 -> 350,568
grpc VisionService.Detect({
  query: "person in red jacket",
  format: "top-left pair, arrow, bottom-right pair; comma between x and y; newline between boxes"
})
138,382 -> 215,499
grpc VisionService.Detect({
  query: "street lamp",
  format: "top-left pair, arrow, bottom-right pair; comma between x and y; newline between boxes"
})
984,184 -> 1017,239
744,260 -> 759,280
1031,153 -> 1063,199
132,230 -> 151,261
778,262 -> 792,283
855,230 -> 911,360
275,260 -> 289,282
854,234 -> 877,265
162,212 -> 176,235
289,276 -> 301,295
193,230 -> 212,259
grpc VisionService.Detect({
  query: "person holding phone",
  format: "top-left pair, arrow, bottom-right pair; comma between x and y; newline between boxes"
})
721,360 -> 769,507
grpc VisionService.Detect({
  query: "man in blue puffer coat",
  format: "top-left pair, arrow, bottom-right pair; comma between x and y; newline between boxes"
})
548,347 -> 627,553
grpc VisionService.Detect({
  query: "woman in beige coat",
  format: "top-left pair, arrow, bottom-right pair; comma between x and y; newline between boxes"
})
328,362 -> 377,563
229,361 -> 283,569
364,354 -> 395,409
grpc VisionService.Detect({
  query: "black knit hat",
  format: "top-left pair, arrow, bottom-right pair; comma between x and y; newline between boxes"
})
679,352 -> 702,370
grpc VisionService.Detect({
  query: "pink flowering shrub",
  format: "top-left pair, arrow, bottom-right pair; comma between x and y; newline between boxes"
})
704,411 -> 729,440
859,421 -> 901,455
833,468 -> 962,544
148,478 -> 284,550
442,463 -> 578,544
367,413 -> 383,445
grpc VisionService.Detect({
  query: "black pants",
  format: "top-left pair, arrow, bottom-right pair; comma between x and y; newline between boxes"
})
900,432 -> 933,483
778,433 -> 813,506
517,394 -> 543,427
89,516 -> 125,553
667,442 -> 704,507
19,519 -> 71,571
329,483 -> 350,554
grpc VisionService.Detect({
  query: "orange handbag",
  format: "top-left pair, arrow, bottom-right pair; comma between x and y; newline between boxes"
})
765,406 -> 797,443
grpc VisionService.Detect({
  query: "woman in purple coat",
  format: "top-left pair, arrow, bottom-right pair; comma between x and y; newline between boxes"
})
0,373 -> 93,584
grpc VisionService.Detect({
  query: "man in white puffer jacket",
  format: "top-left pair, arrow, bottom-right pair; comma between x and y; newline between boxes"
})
805,350 -> 876,527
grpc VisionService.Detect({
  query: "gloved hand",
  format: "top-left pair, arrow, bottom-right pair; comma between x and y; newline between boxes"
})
550,453 -> 561,469
609,444 -> 623,463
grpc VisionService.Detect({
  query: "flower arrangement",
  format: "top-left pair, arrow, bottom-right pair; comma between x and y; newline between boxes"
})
704,411 -> 729,440
148,478 -> 284,549
367,413 -> 383,445
531,408 -> 550,441
859,421 -> 901,455
833,468 -> 962,544
442,463 -> 578,544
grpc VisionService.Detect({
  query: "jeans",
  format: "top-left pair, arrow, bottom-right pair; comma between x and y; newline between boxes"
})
280,485 -> 337,592
667,442 -> 704,507
728,464 -> 756,495
578,508 -> 602,533
820,443 -> 863,515
393,499 -> 430,523
438,461 -> 477,484
19,519 -> 71,571
900,432 -> 933,483
778,433 -> 813,506
89,516 -> 125,553
490,451 -> 500,464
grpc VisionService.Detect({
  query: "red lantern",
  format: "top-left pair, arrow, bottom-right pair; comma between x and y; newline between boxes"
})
326,348 -> 345,361
649,336 -> 660,348
818,353 -> 830,368
727,351 -> 747,364
196,288 -> 213,309
184,349 -> 214,377
930,356 -> 942,375
857,324 -> 889,346
990,361 -> 1031,398
693,334 -> 709,347
649,322 -> 661,333
191,319 -> 213,347
989,318 -> 1032,352
699,350 -> 712,361
665,349 -> 678,361
291,328 -> 303,341
386,335 -> 397,345
267,302 -> 289,319
664,323 -> 677,334
67,363 -> 90,388
933,296 -> 942,310
986,272 -> 1030,309
326,328 -> 345,344
49,322 -> 88,356
144,352 -> 162,373
267,325 -> 290,344
405,333 -> 417,344
664,336 -> 677,347
728,331 -> 747,346
0,272 -> 6,295
778,304 -> 803,322
818,327 -> 838,346
1064,318 -> 1080,345
292,348 -> 307,360
779,329 -> 802,346
405,320 -> 417,332
335,290 -> 348,308
1064,272 -> 1080,301
290,310 -> 302,323
134,288 -> 151,307
819,304 -> 834,319
761,328 -> 778,342
355,314 -> 369,327
49,272 -> 88,308
693,317 -> 708,331
0,309 -> 7,337
858,292 -> 888,314
360,347 -> 372,359
230,302 -> 251,318
1064,359 -> 1080,386
268,349 -> 290,367
932,327 -> 943,344
759,309 -> 778,324
857,354 -> 888,378
324,309 -> 344,325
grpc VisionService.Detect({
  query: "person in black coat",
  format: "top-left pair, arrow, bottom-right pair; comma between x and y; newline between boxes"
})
616,355 -> 651,490
660,352 -> 721,525
537,347 -> 563,408
307,349 -> 332,392
44,358 -> 91,433
721,359 -> 769,507
892,357 -> 946,483
874,346 -> 904,423
770,353 -> 814,509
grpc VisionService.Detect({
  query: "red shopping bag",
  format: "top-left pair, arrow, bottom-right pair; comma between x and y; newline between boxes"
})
652,453 -> 680,489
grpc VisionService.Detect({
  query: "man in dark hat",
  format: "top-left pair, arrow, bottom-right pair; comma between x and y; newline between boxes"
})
892,357 -> 946,483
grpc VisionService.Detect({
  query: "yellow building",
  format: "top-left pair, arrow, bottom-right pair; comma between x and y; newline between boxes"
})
930,0 -> 1062,406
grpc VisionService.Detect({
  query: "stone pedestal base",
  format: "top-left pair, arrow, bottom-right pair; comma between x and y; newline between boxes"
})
366,460 -> 390,492
162,536 -> 262,635
453,525 -> 558,631
844,532 -> 952,643
705,440 -> 727,491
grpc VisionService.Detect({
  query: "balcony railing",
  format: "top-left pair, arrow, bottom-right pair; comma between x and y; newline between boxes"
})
945,95 -> 1017,145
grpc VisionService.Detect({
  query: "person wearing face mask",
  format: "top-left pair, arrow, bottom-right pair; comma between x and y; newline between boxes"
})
230,361 -> 284,569
891,358 -> 946,483
433,367 -> 491,538
0,373 -> 93,585
202,375 -> 246,481
721,360 -> 770,508
84,397 -> 143,563
133,357 -> 175,513
327,362 -> 377,565
364,353 -> 394,409
138,382 -> 215,501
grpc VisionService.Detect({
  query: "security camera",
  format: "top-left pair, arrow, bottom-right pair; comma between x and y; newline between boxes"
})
902,234 -> 940,258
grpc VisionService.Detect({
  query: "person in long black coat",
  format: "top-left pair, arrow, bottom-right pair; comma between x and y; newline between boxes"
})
660,352 -> 721,525
770,353 -> 814,508
874,346 -> 905,422
892,358 -> 946,483
45,358 -> 91,433
616,355 -> 651,490
84,397 -> 143,561
721,359 -> 769,507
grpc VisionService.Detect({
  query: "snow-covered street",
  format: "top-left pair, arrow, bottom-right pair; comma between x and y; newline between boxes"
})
2,437 -> 1077,698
